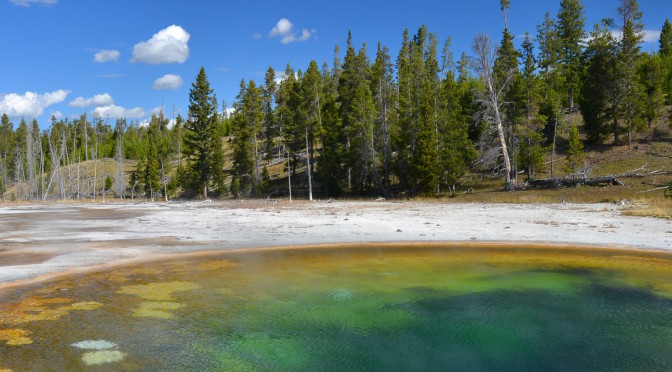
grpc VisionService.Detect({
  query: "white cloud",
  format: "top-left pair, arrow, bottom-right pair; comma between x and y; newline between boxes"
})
9,0 -> 56,7
153,74 -> 183,90
252,33 -> 263,40
94,50 -> 120,63
0,89 -> 69,118
642,30 -> 661,43
610,29 -> 661,43
131,25 -> 190,64
268,18 -> 315,44
50,110 -> 63,120
94,104 -> 145,119
69,93 -> 114,108
269,18 -> 293,37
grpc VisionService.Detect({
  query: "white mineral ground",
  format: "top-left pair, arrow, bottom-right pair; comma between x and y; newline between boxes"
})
1,200 -> 671,291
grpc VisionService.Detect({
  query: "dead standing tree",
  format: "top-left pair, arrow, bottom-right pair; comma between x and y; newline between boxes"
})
471,33 -> 516,191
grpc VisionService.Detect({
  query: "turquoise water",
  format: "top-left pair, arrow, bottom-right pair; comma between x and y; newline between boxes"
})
2,245 -> 672,370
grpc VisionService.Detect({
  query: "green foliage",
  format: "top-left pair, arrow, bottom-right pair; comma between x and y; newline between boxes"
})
231,79 -> 262,196
580,21 -> 617,144
104,176 -> 113,192
638,53 -> 666,126
564,125 -> 585,175
616,0 -> 646,146
259,166 -> 271,196
661,19 -> 672,59
143,143 -> 160,198
182,67 -> 224,198
557,0 -> 587,108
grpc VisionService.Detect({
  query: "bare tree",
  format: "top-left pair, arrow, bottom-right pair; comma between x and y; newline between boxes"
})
471,33 -> 516,190
26,124 -> 35,199
115,120 -> 125,199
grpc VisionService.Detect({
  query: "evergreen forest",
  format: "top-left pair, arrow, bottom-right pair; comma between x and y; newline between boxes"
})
1,0 -> 672,201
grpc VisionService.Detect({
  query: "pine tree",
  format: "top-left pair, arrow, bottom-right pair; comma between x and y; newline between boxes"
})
231,79 -> 261,196
638,53 -> 665,126
182,67 -> 223,198
557,0 -> 586,109
438,69 -> 477,193
564,124 -> 585,176
262,67 -> 277,162
617,0 -> 645,147
518,32 -> 547,180
143,141 -> 160,199
371,42 -> 396,194
0,114 -> 14,198
580,21 -> 617,144
660,19 -> 672,112
302,60 -> 324,199
318,54 -> 344,196
537,11 -> 561,99
413,27 -> 441,194
660,19 -> 672,59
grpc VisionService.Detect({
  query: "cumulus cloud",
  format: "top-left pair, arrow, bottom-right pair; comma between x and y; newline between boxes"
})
69,93 -> 114,108
132,25 -> 190,64
0,89 -> 69,118
9,0 -> 56,7
269,18 -> 293,37
94,50 -> 120,63
268,18 -> 315,44
94,104 -> 145,119
153,74 -> 183,90
50,110 -> 63,120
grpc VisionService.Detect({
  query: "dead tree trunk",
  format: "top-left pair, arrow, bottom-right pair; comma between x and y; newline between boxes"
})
471,33 -> 515,191
527,176 -> 624,189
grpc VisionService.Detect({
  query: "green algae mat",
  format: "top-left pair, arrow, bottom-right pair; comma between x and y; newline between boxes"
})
2,244 -> 672,371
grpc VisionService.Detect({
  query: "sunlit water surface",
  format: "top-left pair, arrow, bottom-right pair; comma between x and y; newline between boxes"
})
2,245 -> 672,371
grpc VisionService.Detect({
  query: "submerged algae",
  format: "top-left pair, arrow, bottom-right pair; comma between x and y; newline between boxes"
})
117,281 -> 200,301
0,329 -> 32,346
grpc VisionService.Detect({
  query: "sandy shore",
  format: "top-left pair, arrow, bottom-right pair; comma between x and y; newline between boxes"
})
1,200 -> 671,290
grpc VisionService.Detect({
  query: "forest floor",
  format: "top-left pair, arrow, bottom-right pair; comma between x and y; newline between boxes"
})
1,200 -> 671,294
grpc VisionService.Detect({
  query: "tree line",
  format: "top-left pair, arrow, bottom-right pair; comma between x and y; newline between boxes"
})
1,0 -> 670,200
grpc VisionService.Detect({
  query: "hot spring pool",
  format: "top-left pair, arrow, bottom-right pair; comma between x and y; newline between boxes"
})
2,244 -> 672,370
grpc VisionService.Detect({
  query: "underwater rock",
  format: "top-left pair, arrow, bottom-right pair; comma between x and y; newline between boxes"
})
71,340 -> 117,350
81,350 -> 126,366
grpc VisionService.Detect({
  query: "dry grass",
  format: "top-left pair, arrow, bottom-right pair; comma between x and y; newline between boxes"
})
622,197 -> 672,219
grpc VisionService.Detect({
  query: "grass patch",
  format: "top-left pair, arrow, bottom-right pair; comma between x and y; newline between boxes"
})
622,197 -> 672,219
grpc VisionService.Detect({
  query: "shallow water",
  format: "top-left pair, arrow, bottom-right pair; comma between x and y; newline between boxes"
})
2,244 -> 672,371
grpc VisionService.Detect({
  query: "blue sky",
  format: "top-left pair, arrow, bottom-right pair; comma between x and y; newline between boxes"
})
0,0 -> 670,128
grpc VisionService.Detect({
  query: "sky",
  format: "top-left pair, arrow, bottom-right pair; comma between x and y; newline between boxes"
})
0,0 -> 670,128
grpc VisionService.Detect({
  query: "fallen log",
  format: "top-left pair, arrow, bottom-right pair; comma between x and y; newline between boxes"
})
525,176 -> 624,189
